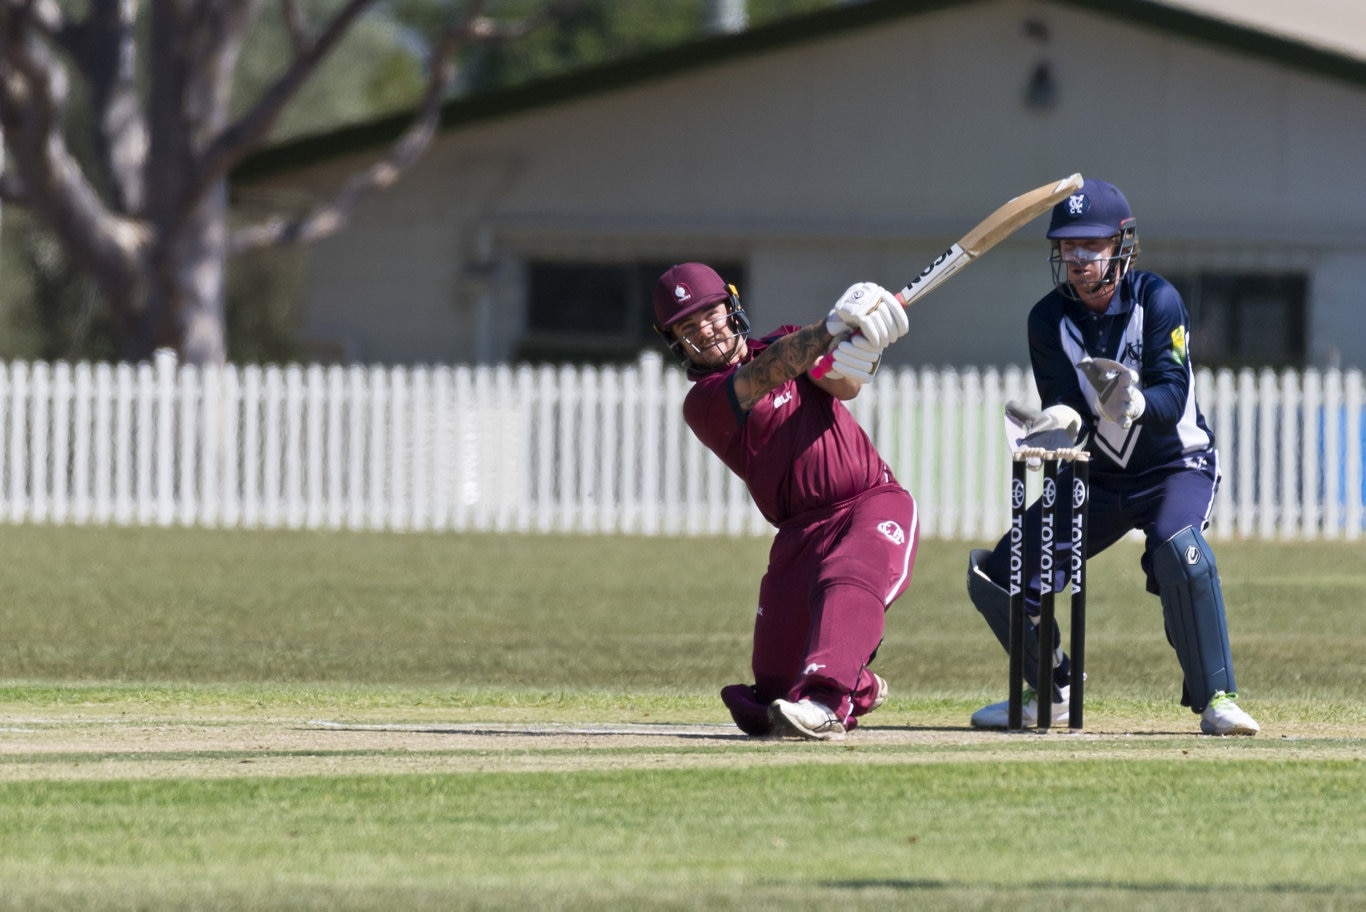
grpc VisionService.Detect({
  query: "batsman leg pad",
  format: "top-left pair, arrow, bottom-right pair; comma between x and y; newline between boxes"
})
1153,526 -> 1236,712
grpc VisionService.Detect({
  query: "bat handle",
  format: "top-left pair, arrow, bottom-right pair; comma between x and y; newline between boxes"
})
809,329 -> 862,380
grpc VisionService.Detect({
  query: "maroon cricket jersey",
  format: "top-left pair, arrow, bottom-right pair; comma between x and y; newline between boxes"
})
682,326 -> 896,526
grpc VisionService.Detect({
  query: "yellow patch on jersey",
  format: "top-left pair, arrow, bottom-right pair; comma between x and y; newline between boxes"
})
1170,325 -> 1188,365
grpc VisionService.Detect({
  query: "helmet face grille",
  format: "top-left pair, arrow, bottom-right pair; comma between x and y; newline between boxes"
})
1049,221 -> 1140,301
1046,179 -> 1138,302
658,298 -> 751,370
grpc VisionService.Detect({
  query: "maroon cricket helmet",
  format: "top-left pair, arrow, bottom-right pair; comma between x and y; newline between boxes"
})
653,263 -> 732,331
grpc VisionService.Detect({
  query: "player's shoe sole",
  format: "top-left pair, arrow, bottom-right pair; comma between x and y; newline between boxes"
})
768,699 -> 846,741
869,674 -> 888,712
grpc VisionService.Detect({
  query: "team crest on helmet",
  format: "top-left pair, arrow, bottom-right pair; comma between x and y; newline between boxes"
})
1065,193 -> 1089,217
877,520 -> 905,545
673,283 -> 693,304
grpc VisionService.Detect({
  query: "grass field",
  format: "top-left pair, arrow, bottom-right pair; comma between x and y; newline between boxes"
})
1,524 -> 1362,910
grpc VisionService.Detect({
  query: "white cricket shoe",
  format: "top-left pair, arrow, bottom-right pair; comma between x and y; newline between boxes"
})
970,684 -> 1070,728
1200,691 -> 1260,736
768,699 -> 846,741
870,674 -> 889,712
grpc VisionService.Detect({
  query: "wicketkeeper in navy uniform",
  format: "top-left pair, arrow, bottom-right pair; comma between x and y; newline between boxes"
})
965,178 -> 1260,735
653,263 -> 919,740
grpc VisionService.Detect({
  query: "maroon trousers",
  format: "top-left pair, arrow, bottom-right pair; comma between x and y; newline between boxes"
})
750,484 -> 918,729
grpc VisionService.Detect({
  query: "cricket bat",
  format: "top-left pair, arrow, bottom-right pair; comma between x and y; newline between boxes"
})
812,172 -> 1085,379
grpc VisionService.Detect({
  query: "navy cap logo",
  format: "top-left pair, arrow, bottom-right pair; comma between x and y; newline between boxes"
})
1064,193 -> 1089,218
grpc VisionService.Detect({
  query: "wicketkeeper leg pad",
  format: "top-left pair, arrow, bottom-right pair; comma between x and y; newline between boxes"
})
1153,526 -> 1236,712
967,549 -> 1066,692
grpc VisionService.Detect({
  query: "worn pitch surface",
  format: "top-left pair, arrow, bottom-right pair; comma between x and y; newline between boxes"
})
2,713 -> 1356,781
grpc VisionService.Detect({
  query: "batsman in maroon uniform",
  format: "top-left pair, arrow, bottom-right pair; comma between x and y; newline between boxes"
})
653,263 -> 920,740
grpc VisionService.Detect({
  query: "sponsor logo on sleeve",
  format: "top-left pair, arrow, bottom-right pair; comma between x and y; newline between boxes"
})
1170,325 -> 1188,365
877,520 -> 905,545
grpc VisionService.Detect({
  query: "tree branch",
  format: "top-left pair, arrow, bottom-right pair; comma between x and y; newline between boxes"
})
14,0 -> 65,39
53,0 -> 149,214
0,170 -> 27,206
229,0 -> 490,254
190,0 -> 379,205
228,0 -> 587,255
280,0 -> 308,55
0,0 -> 148,280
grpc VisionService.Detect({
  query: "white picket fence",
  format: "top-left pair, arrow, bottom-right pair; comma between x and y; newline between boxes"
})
0,350 -> 1361,540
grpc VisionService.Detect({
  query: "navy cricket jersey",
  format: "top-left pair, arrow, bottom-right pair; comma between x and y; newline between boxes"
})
1028,270 -> 1216,476
682,326 -> 896,526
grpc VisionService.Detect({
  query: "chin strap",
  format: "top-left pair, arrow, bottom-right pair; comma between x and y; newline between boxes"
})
1083,258 -> 1123,297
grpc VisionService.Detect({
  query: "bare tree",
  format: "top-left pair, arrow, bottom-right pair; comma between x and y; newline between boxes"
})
0,0 -> 576,364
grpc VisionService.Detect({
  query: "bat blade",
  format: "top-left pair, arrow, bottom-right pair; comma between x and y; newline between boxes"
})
958,172 -> 1085,255
812,173 -> 1083,380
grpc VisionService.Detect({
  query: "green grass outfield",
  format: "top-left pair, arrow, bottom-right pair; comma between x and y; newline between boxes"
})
0,525 -> 1362,911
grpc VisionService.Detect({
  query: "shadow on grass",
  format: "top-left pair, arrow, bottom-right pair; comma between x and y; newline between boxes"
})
305,720 -> 1235,740
821,879 -> 1363,896
305,720 -> 754,739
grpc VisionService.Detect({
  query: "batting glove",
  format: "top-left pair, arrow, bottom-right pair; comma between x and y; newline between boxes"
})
825,283 -> 908,350
827,334 -> 882,384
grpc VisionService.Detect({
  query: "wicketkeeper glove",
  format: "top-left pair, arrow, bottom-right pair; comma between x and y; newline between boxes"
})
1079,357 -> 1147,429
1005,401 -> 1084,470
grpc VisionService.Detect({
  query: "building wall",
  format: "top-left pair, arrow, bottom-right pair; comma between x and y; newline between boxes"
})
253,0 -> 1366,368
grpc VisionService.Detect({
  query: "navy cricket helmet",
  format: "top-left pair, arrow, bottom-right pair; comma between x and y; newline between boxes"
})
1047,178 -> 1140,298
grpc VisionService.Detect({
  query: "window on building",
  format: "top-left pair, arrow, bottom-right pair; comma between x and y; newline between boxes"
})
521,259 -> 746,363
1166,273 -> 1307,369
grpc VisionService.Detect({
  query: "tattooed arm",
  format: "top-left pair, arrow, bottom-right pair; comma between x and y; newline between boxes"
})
732,322 -> 861,411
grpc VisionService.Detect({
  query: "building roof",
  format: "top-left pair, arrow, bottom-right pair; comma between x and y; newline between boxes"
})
1157,0 -> 1366,61
236,0 -> 1366,181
